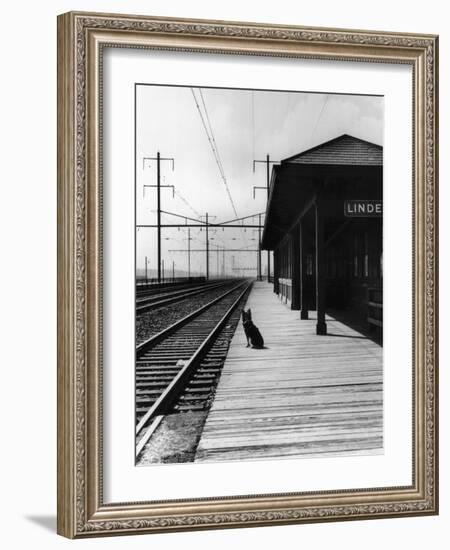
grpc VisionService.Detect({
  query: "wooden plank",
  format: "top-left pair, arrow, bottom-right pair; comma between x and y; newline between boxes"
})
195,281 -> 383,463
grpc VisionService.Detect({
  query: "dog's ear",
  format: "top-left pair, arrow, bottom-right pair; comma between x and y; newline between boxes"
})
247,308 -> 252,319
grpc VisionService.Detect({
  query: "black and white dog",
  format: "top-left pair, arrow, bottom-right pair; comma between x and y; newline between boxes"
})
242,308 -> 264,349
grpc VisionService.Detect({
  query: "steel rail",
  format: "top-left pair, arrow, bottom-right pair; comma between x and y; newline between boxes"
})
136,280 -> 232,314
136,280 -> 209,298
135,281 -> 251,457
136,279 -> 248,356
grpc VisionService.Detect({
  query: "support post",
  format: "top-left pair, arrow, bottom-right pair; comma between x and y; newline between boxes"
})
187,228 -> 191,279
258,213 -> 262,281
156,152 -> 161,282
291,227 -> 300,310
266,154 -> 271,282
205,212 -> 209,280
142,152 -> 175,283
315,196 -> 327,335
253,154 -> 279,282
299,219 -> 309,320
273,249 -> 279,294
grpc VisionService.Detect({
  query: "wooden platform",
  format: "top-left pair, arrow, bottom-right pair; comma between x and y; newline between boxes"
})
195,281 -> 383,463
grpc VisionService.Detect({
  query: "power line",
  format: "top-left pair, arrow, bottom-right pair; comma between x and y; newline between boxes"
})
191,88 -> 249,248
158,172 -> 200,219
251,90 -> 255,162
191,88 -> 239,220
310,95 -> 329,145
174,188 -> 201,218
199,89 -> 226,179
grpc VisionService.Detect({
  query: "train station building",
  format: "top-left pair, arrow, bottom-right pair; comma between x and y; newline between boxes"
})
261,134 -> 383,335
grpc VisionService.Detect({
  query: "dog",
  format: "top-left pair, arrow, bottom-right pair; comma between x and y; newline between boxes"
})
242,308 -> 264,349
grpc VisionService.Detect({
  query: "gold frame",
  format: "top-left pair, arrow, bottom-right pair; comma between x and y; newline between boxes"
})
57,11 -> 439,538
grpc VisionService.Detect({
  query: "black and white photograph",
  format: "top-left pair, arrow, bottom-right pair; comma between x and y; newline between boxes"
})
134,84 -> 384,465
1,0 -> 442,544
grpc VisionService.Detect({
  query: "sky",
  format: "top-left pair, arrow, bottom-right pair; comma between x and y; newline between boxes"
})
136,85 -> 383,279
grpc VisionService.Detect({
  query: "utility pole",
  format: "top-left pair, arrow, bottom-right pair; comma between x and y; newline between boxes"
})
137,209 -> 265,282
206,212 -> 209,280
216,246 -> 220,277
172,260 -> 175,281
199,213 -> 216,281
157,153 -> 161,283
253,154 -> 279,281
188,227 -> 191,279
143,152 -> 175,282
258,213 -> 262,281
145,256 -> 148,284
162,259 -> 165,282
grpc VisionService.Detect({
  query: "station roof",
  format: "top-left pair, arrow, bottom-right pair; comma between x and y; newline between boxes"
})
282,134 -> 382,166
261,134 -> 383,250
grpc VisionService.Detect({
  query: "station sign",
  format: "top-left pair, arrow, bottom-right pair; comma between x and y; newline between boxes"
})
344,200 -> 382,217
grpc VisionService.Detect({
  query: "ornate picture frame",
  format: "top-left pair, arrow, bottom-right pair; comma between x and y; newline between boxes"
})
57,11 -> 438,538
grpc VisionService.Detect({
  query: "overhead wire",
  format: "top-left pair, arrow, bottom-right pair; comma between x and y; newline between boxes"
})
310,94 -> 329,146
199,90 -> 227,185
174,189 -> 201,218
191,88 -> 239,220
191,87 -> 247,248
251,90 -> 255,163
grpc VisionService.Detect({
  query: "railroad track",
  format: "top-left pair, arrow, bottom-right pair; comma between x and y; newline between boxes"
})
136,280 -> 232,315
135,279 -> 252,458
136,280 -> 208,298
